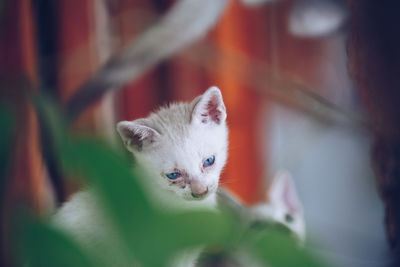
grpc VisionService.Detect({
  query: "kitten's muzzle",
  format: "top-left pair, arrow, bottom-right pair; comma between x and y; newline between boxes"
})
190,179 -> 208,199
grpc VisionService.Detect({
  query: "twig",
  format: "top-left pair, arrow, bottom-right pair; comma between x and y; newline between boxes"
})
183,42 -> 369,132
66,0 -> 229,120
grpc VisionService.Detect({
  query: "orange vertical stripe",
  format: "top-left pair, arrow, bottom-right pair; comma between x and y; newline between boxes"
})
211,1 -> 265,204
0,0 -> 47,212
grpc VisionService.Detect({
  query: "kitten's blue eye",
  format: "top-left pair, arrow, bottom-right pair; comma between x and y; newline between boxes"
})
203,156 -> 215,167
166,172 -> 181,180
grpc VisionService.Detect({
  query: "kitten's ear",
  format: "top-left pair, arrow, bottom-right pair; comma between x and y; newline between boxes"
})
116,120 -> 160,152
268,170 -> 303,215
191,86 -> 227,125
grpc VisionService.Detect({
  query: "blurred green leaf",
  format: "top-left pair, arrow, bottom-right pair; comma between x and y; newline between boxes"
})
0,107 -> 14,197
32,96 -> 235,265
33,94 -> 68,150
62,138 -> 152,215
164,210 -> 234,248
16,215 -> 100,267
139,210 -> 235,266
61,138 -> 236,266
245,228 -> 326,267
17,95 -> 329,267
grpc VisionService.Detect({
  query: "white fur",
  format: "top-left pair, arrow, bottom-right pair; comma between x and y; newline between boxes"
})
52,191 -> 137,266
53,87 -> 228,266
217,171 -> 305,267
217,170 -> 305,242
248,170 -> 306,241
117,86 -> 228,211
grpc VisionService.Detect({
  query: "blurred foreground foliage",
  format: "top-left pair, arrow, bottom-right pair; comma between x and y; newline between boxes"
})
1,95 -> 327,267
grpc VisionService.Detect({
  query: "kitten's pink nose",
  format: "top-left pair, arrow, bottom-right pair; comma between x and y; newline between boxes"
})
190,179 -> 208,198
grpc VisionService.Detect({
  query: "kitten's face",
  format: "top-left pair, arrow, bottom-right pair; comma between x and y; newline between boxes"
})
117,87 -> 228,205
137,121 -> 227,201
250,171 -> 305,241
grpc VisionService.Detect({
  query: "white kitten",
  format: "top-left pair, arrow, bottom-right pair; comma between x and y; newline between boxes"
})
218,170 -> 305,242
53,86 -> 228,267
217,170 -> 305,267
116,86 -> 228,210
248,170 -> 305,241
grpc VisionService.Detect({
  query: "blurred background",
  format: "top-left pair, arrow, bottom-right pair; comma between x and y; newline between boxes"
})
0,0 -> 394,266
